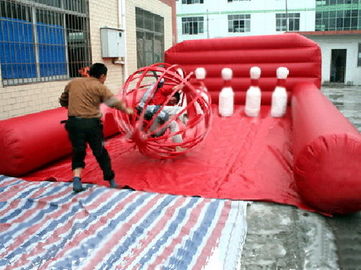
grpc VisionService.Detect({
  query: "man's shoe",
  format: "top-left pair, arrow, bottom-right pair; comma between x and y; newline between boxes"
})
73,177 -> 85,193
121,185 -> 135,191
109,179 -> 119,189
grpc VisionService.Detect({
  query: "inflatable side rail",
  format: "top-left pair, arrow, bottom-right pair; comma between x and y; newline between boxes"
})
0,107 -> 119,176
292,82 -> 361,214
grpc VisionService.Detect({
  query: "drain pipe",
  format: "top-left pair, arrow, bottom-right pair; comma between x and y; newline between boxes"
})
116,0 -> 128,83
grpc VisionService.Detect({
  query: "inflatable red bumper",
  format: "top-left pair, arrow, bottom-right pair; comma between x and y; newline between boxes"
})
292,83 -> 361,214
0,106 -> 118,176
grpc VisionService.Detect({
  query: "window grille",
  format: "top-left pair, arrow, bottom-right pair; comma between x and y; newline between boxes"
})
276,13 -> 300,31
181,0 -> 204,4
317,0 -> 360,4
136,7 -> 164,69
228,14 -> 251,32
0,0 -> 91,86
316,9 -> 360,31
181,17 -> 204,35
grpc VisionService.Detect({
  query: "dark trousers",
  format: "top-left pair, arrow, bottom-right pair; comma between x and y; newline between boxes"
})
65,117 -> 115,181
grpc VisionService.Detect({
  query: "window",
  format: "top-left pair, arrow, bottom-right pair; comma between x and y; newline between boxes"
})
0,0 -> 91,86
182,17 -> 204,35
182,0 -> 203,4
317,0 -> 360,5
136,8 -> 164,68
276,13 -> 300,31
358,43 -> 361,66
228,14 -> 251,32
316,8 -> 360,31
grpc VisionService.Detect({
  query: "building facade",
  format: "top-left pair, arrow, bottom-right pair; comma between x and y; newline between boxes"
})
0,0 -> 176,119
176,0 -> 316,40
177,0 -> 361,85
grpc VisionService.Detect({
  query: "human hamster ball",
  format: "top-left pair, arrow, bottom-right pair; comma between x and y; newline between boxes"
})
115,63 -> 212,159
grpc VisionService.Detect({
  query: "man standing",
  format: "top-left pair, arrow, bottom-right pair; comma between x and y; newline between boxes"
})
59,63 -> 133,192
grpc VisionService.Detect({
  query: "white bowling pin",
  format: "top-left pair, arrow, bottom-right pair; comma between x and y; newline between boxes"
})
195,67 -> 206,87
194,67 -> 209,114
245,66 -> 262,117
176,67 -> 184,79
271,67 -> 289,117
219,68 -> 234,117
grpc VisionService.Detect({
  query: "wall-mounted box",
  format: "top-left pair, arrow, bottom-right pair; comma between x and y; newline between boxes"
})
100,27 -> 125,58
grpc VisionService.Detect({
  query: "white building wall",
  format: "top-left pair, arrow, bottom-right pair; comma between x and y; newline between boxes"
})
307,35 -> 361,85
89,0 -> 124,94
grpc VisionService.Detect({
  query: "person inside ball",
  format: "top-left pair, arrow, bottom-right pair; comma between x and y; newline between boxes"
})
136,79 -> 187,152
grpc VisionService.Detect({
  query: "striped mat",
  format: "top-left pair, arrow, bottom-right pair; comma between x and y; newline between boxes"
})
0,175 -> 247,270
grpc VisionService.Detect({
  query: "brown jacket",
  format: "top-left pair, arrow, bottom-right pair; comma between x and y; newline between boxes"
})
59,77 -> 123,118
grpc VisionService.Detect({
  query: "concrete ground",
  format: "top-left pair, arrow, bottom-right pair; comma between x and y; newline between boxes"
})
239,86 -> 361,270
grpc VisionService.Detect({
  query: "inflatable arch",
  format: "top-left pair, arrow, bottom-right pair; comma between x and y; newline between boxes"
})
0,33 -> 360,215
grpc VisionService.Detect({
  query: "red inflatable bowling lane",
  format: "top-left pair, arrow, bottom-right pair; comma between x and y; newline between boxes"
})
1,33 -> 360,215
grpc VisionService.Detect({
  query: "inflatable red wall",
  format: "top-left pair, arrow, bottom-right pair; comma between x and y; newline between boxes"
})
165,33 -> 321,104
